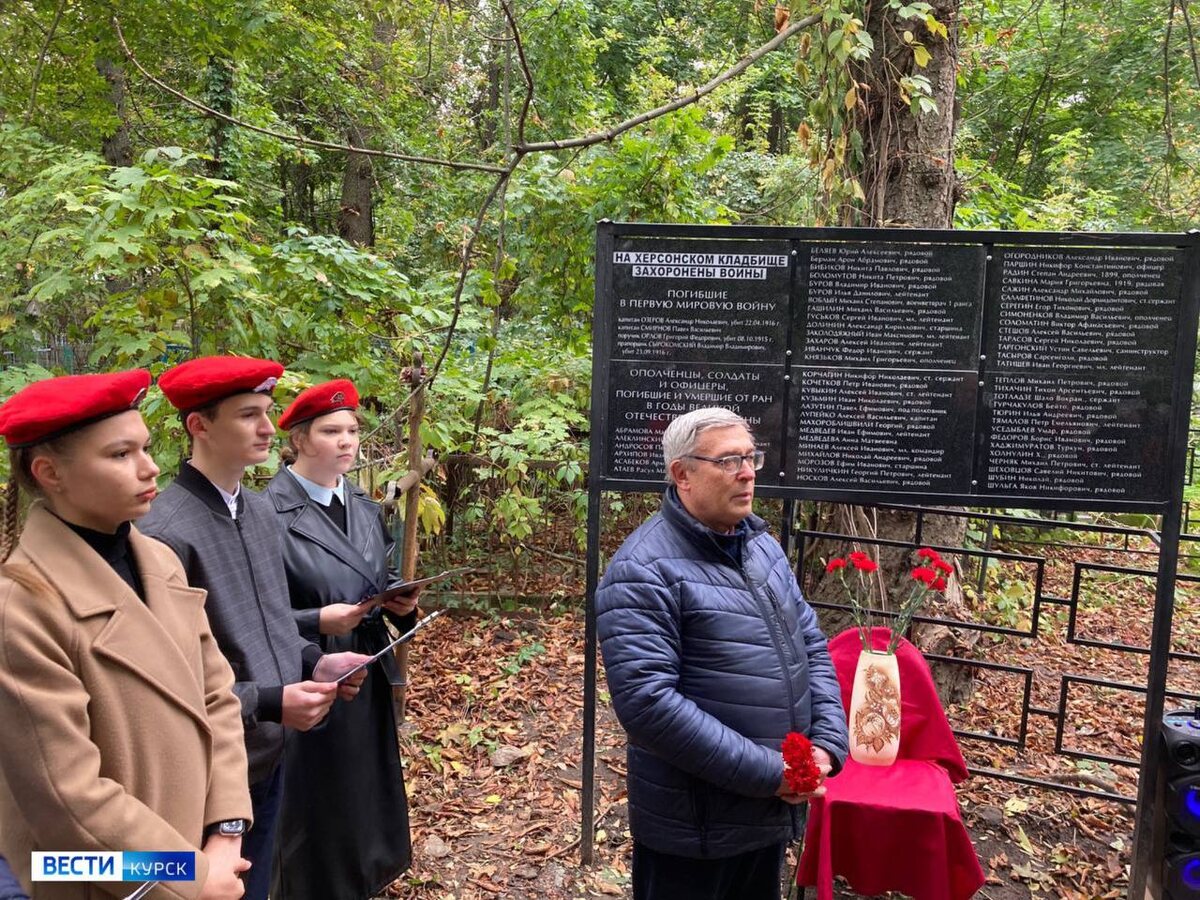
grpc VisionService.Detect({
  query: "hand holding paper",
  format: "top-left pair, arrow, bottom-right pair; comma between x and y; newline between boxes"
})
381,591 -> 418,618
314,651 -> 372,700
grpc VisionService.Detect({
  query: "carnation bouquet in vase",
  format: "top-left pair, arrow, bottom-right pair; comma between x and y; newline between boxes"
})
824,547 -> 951,765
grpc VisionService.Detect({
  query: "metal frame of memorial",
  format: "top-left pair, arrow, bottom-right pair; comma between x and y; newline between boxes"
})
581,222 -> 1200,900
794,505 -> 1200,793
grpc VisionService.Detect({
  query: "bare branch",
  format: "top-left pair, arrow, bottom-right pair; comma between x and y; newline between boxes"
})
517,13 -> 820,152
429,155 -> 524,382
415,0 -> 441,82
499,0 -> 535,147
110,16 -> 507,175
25,0 -> 66,124
110,6 -> 819,415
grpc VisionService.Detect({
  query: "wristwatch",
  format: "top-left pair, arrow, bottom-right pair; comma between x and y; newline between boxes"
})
204,819 -> 249,839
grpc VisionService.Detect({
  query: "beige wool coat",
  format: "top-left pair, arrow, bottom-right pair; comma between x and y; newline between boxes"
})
0,505 -> 252,899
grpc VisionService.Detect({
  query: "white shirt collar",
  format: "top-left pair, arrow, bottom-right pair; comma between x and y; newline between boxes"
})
287,466 -> 344,508
214,481 -> 240,519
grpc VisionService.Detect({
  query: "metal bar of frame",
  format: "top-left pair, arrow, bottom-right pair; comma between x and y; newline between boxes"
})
599,477 -> 1174,513
923,653 -> 1034,749
1067,562 -> 1200,662
581,224 -> 1200,899
872,502 -> 1158,537
1055,675 -> 1200,767
1129,229 -> 1200,899
967,766 -> 1136,805
580,223 -> 616,865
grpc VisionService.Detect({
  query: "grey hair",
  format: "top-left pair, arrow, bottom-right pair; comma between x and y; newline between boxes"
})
662,407 -> 752,483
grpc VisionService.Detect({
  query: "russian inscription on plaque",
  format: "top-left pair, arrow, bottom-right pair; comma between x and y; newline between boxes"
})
980,246 -> 1182,502
605,238 -> 791,483
595,227 -> 1193,507
788,242 -> 984,493
608,363 -> 785,481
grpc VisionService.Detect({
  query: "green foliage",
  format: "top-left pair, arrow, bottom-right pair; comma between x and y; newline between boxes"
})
954,135 -> 1123,231
1,0 -> 1196,570
962,559 -> 1036,630
957,0 -> 1199,228
497,639 -> 547,678
511,108 -> 733,348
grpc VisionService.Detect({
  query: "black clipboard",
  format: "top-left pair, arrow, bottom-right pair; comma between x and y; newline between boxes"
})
358,567 -> 474,605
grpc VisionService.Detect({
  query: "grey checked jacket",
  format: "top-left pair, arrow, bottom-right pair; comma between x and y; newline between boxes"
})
141,462 -> 321,784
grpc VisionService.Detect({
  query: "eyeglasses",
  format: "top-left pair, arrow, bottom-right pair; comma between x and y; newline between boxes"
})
684,450 -> 765,476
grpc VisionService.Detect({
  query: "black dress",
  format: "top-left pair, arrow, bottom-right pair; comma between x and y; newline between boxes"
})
265,467 -> 415,900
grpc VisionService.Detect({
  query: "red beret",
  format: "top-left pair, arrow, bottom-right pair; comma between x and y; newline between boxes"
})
278,379 -> 359,431
0,369 -> 152,448
158,356 -> 283,412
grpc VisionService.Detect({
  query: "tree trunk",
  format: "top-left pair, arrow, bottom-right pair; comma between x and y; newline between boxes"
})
855,0 -> 961,226
810,0 -> 976,703
473,54 -> 502,150
336,14 -> 398,248
337,125 -> 374,247
95,57 -> 133,167
204,55 -> 235,179
280,153 -> 317,230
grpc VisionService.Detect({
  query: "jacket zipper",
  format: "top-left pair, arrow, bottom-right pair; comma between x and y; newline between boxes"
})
737,553 -> 800,731
737,540 -> 806,838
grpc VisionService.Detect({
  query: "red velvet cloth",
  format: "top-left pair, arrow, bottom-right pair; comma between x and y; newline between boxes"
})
797,627 -> 985,900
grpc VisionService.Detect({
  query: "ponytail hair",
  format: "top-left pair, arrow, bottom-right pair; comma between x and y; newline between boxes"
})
279,419 -> 314,466
1,439 -> 70,562
0,478 -> 19,564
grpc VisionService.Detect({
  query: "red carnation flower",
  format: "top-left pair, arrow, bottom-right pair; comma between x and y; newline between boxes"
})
849,550 -> 868,563
916,547 -> 941,561
932,577 -> 947,591
933,559 -> 953,575
781,732 -> 821,794
911,566 -> 936,585
826,558 -> 847,574
851,555 -> 878,573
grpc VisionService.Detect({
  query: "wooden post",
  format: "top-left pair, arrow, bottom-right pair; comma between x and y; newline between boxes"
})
394,349 -> 426,723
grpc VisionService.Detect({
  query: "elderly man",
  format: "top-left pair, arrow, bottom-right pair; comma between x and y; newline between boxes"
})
596,407 -> 849,900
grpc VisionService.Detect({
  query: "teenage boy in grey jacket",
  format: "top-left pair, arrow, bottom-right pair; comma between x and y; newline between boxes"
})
597,407 -> 848,900
141,355 -> 370,900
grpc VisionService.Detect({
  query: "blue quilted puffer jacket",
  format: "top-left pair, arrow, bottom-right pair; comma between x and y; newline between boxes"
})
596,487 -> 849,859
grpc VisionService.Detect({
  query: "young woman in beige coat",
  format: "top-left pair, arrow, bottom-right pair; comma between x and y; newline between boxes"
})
0,370 -> 253,900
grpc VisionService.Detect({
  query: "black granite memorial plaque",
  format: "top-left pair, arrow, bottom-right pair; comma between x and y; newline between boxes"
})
595,227 -> 1194,507
788,367 -> 977,493
796,242 -> 985,369
980,246 -> 1184,502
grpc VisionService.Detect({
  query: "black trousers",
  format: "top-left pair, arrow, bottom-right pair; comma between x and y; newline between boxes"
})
632,841 -> 787,900
242,763 -> 284,900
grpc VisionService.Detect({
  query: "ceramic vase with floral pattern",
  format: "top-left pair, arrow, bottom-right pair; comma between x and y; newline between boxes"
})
848,648 -> 901,766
